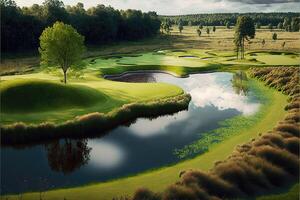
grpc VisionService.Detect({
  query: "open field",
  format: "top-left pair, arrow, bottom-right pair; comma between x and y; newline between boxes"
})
1,26 -> 299,76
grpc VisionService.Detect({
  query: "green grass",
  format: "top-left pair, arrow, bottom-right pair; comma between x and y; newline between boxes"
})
1,76 -> 183,124
85,49 -> 299,79
3,79 -> 287,200
0,80 -> 108,113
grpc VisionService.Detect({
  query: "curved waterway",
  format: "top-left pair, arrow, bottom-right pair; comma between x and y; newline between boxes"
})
1,72 -> 261,194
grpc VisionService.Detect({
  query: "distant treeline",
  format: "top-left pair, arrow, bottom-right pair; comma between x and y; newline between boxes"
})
1,0 -> 161,52
160,13 -> 300,27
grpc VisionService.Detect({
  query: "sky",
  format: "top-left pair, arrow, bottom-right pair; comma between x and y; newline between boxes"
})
14,0 -> 300,15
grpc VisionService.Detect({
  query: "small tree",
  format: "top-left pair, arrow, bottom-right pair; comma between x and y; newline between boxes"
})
262,39 -> 265,48
197,29 -> 202,37
226,22 -> 230,29
234,16 -> 255,59
161,19 -> 172,34
282,41 -> 286,49
277,22 -> 283,29
178,22 -> 183,33
188,21 -> 192,26
212,26 -> 216,33
272,32 -> 277,41
199,24 -> 203,29
206,27 -> 210,36
39,22 -> 85,84
283,17 -> 290,30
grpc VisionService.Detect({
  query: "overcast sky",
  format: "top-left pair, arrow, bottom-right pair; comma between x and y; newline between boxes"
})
14,0 -> 300,15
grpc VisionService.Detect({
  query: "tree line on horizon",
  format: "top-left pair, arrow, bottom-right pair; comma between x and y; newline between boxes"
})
1,0 -> 161,53
161,12 -> 300,28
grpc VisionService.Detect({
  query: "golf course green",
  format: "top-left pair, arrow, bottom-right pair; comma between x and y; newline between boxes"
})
2,49 -> 295,200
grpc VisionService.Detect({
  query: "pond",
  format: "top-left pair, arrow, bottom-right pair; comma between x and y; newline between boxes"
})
1,72 -> 260,194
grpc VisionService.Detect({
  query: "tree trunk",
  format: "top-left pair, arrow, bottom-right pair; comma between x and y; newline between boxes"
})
242,37 -> 245,59
63,70 -> 67,84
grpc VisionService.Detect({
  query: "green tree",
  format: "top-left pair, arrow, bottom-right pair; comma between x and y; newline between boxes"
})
161,19 -> 171,34
283,17 -> 290,30
178,19 -> 183,33
198,23 -> 203,29
197,28 -> 201,37
272,32 -> 277,41
277,22 -> 283,29
262,39 -> 265,48
39,22 -> 85,84
291,17 -> 300,32
234,16 -> 255,59
282,41 -> 286,49
206,27 -> 210,36
226,21 -> 230,29
212,26 -> 216,32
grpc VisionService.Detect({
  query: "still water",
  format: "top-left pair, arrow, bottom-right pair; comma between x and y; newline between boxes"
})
1,72 -> 260,194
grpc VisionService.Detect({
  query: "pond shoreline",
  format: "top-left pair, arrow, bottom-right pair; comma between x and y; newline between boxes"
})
1,93 -> 191,145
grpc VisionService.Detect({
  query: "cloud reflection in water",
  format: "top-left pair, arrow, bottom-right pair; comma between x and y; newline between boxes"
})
88,140 -> 125,169
185,75 -> 260,115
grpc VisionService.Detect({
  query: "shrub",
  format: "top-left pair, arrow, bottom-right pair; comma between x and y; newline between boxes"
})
275,123 -> 300,137
252,145 -> 299,176
132,188 -> 161,200
213,158 -> 271,195
181,170 -> 242,198
284,137 -> 300,155
162,184 -> 208,200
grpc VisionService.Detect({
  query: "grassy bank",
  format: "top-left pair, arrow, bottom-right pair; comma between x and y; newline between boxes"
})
1,93 -> 191,145
3,78 -> 287,200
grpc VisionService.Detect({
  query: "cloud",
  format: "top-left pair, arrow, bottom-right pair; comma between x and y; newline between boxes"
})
14,0 -> 300,14
226,0 -> 299,4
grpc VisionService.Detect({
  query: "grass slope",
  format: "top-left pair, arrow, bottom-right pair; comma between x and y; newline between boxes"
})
1,77 -> 183,124
3,80 -> 287,200
0,80 -> 107,113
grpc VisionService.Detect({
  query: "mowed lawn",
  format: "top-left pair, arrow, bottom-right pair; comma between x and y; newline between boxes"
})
0,72 -> 183,124
4,81 -> 287,200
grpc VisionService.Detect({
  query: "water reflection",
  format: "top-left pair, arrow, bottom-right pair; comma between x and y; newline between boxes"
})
45,139 -> 91,174
231,71 -> 249,95
88,140 -> 125,169
186,74 -> 259,115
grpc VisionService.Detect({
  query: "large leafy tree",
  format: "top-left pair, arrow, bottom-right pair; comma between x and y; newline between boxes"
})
234,16 -> 255,59
39,22 -> 85,84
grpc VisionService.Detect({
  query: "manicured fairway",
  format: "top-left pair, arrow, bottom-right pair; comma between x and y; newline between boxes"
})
1,73 -> 183,124
3,80 -> 287,200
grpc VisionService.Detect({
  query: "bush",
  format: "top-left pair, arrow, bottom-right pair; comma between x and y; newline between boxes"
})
181,170 -> 242,198
252,145 -> 299,176
213,158 -> 271,195
132,188 -> 161,200
284,137 -> 300,155
275,123 -> 300,137
162,184 -> 208,200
